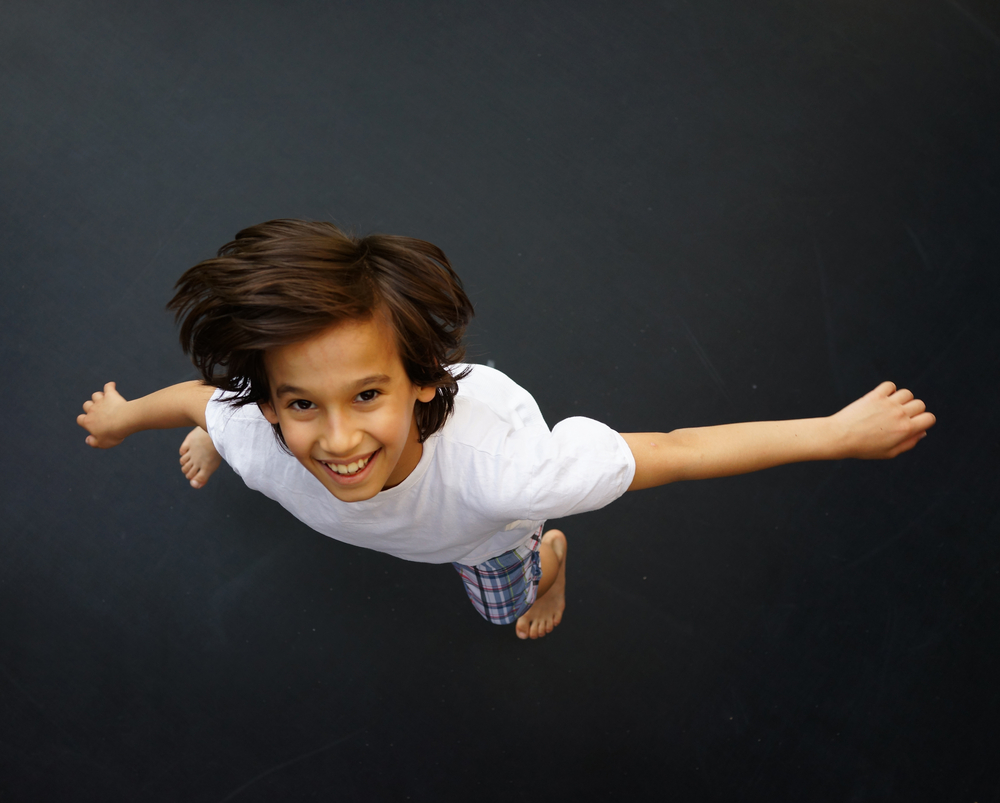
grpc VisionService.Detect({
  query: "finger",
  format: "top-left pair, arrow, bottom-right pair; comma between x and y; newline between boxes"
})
85,435 -> 96,447
911,411 -> 936,432
902,398 -> 925,417
891,388 -> 914,404
104,381 -> 116,393
92,391 -> 104,402
874,381 -> 896,397
76,413 -> 88,427
82,400 -> 92,413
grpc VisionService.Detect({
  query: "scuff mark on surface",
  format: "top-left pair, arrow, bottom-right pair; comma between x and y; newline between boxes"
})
905,225 -> 934,273
679,316 -> 732,406
945,0 -> 1000,48
216,728 -> 365,803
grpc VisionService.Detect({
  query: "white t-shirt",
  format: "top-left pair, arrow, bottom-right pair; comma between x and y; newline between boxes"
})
205,364 -> 636,566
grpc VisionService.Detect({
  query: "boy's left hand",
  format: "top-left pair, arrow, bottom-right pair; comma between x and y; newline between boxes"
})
830,382 -> 936,460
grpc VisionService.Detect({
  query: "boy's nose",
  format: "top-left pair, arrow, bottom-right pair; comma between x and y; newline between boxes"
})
319,413 -> 364,456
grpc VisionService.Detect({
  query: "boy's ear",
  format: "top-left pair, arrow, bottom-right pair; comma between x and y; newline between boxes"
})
416,385 -> 437,404
259,400 -> 280,424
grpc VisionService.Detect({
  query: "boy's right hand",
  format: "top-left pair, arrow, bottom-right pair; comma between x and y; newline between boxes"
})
78,381 -> 130,448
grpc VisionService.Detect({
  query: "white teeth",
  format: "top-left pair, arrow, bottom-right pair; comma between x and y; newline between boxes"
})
326,455 -> 370,476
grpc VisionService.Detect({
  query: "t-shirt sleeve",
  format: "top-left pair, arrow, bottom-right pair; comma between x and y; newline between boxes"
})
524,416 -> 636,518
203,388 -> 264,479
202,388 -> 309,502
461,414 -> 636,521
204,388 -> 235,464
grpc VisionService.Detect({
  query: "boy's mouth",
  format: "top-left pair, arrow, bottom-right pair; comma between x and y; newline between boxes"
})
318,449 -> 379,482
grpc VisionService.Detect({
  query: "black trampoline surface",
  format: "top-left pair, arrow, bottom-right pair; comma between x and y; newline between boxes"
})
3,1 -> 999,800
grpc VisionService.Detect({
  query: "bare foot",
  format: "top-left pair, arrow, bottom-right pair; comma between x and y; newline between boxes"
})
516,530 -> 567,640
179,427 -> 222,489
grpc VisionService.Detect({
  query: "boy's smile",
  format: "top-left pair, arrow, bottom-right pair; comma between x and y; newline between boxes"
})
259,316 -> 435,503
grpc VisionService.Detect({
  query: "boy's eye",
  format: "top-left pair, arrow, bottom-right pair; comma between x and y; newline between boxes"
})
290,399 -> 315,411
356,389 -> 379,403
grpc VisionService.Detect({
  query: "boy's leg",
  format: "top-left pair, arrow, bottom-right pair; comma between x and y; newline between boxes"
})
515,529 -> 567,641
179,427 -> 222,489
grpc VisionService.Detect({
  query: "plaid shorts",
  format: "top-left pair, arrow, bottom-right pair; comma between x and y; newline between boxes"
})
452,526 -> 543,625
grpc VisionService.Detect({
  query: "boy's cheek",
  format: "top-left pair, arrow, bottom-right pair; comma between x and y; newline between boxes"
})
281,426 -> 311,454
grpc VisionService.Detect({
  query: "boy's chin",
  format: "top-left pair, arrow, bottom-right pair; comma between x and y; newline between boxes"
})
326,485 -> 381,502
315,473 -> 383,502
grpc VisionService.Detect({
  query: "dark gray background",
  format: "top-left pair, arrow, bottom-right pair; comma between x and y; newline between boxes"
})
2,1 -> 998,800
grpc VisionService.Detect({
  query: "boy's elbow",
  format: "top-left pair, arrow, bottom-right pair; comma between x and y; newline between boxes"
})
622,431 -> 686,490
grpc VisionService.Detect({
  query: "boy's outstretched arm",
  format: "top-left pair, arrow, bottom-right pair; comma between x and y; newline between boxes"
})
621,382 -> 935,490
77,380 -> 217,448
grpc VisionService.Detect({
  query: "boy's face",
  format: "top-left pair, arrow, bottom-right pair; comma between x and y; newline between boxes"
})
259,317 -> 436,503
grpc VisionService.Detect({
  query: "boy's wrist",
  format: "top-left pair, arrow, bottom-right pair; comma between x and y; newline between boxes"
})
117,399 -> 143,440
819,414 -> 852,461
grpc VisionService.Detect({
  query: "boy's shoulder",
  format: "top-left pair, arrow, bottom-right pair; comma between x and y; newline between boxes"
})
204,389 -> 283,470
443,364 -> 636,518
454,362 -> 523,398
452,363 -> 548,434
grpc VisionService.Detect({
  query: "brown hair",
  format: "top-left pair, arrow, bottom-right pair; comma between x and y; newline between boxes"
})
167,219 -> 475,443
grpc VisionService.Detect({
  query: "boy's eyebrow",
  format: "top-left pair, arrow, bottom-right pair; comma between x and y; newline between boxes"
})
273,375 -> 392,398
273,383 -> 308,398
350,374 -> 392,390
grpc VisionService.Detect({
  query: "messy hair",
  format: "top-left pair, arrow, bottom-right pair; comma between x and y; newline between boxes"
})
167,219 -> 475,443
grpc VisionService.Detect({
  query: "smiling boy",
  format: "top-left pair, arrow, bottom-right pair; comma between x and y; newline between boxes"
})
263,317 -> 435,503
78,220 -> 935,640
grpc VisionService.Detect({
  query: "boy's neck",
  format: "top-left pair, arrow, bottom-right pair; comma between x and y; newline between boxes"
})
381,417 -> 424,490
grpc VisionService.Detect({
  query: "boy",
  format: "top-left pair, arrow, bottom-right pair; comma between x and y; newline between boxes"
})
77,220 -> 936,640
